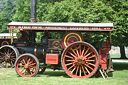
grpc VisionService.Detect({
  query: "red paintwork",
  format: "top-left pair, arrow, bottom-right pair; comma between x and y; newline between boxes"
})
62,42 -> 99,78
99,42 -> 111,69
16,55 -> 38,77
46,54 -> 59,64
62,32 -> 84,49
7,25 -> 113,31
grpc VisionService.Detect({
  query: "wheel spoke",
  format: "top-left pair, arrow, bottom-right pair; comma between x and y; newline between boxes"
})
75,65 -> 79,75
68,64 -> 75,70
31,67 -> 36,72
27,68 -> 30,75
27,58 -> 31,64
87,55 -> 95,59
0,52 -> 5,55
24,70 -> 27,75
86,60 -> 95,62
22,59 -> 26,64
83,48 -> 89,56
66,62 -> 73,66
71,50 -> 77,57
27,70 -> 29,75
20,60 -> 25,64
18,64 -> 24,67
10,56 -> 15,58
84,66 -> 90,74
79,45 -> 81,56
29,65 -> 37,68
11,58 -> 16,61
84,52 -> 92,58
9,51 -> 14,56
29,63 -> 36,66
29,67 -> 33,74
71,67 -> 76,74
88,63 -> 95,67
81,65 -> 86,76
65,55 -> 73,59
81,46 -> 85,56
66,60 -> 75,62
68,51 -> 76,58
7,49 -> 10,54
21,68 -> 25,73
5,62 -> 8,68
85,64 -> 93,71
79,65 -> 81,77
10,61 -> 14,66
76,49 -> 79,57
29,59 -> 34,64
4,48 -> 8,53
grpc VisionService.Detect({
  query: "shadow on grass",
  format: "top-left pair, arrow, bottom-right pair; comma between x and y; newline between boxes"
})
113,63 -> 128,70
15,63 -> 128,78
36,63 -> 128,78
37,70 -> 70,78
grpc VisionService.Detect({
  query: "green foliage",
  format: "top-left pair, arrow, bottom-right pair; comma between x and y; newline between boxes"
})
45,0 -> 114,22
0,0 -> 16,33
13,0 -> 30,22
106,0 -> 128,46
12,0 -> 128,47
39,0 -> 114,46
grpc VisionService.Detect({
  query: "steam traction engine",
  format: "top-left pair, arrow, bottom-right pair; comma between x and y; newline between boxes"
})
0,22 -> 113,78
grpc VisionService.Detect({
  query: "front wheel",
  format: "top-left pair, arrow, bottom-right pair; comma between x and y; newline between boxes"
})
61,41 -> 99,78
15,53 -> 39,77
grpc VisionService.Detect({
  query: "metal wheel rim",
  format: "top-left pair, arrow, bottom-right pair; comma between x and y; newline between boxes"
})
0,45 -> 19,68
15,53 -> 39,77
61,41 -> 99,78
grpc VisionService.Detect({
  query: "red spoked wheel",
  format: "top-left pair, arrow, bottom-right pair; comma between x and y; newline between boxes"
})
15,53 -> 39,77
62,32 -> 84,49
61,41 -> 99,78
0,45 -> 19,68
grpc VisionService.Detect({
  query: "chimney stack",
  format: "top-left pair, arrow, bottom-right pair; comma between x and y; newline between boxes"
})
30,0 -> 37,22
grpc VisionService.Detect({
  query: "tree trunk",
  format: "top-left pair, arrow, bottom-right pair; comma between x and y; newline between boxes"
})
120,45 -> 127,59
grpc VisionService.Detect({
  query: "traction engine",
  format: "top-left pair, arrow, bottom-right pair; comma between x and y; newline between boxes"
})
0,24 -> 113,78
0,0 -> 113,78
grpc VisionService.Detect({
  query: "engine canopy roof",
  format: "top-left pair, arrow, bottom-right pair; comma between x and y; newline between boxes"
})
7,22 -> 113,31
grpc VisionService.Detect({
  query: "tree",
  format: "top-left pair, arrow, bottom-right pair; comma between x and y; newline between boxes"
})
0,0 -> 16,33
105,0 -> 128,58
13,0 -> 128,58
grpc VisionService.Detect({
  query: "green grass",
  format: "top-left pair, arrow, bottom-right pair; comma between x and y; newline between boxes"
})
0,63 -> 128,85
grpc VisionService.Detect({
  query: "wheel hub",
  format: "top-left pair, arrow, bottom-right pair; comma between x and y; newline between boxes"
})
5,55 -> 10,61
77,58 -> 83,64
24,64 -> 29,69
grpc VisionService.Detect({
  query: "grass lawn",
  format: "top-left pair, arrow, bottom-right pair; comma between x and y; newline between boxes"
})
0,63 -> 128,85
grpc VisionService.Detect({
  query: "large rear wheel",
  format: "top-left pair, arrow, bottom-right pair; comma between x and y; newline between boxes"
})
61,41 -> 99,78
15,53 -> 39,77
